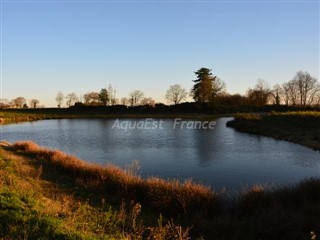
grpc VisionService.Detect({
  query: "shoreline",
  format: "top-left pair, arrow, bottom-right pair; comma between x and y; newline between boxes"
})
0,141 -> 319,239
0,109 -> 231,125
1,110 -> 320,238
226,112 -> 320,151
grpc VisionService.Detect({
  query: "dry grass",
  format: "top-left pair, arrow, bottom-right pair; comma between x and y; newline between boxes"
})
235,111 -> 320,120
0,143 -> 194,240
270,111 -> 320,117
2,141 -> 320,239
11,141 -> 219,217
0,112 -> 45,124
234,113 -> 263,120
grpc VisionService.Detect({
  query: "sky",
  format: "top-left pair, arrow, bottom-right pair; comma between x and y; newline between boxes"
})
1,0 -> 319,107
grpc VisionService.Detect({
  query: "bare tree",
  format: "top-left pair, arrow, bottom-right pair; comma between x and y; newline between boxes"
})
212,77 -> 226,101
141,97 -> 156,107
281,71 -> 319,107
315,92 -> 320,106
282,80 -> 299,106
13,97 -> 26,108
65,93 -> 78,107
165,84 -> 187,105
30,99 -> 40,108
246,79 -> 271,106
270,84 -> 282,105
108,84 -> 117,106
8,100 -> 15,108
294,71 -> 319,107
121,97 -> 129,106
55,91 -> 64,108
0,99 -> 10,108
84,91 -> 100,105
129,90 -> 144,107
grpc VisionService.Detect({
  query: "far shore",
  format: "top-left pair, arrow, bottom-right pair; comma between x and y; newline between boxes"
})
0,108 -> 233,125
227,111 -> 320,151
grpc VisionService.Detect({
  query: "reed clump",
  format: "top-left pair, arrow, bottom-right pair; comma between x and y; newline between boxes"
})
11,141 -> 219,218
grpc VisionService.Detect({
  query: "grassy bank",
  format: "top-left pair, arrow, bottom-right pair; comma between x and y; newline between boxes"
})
0,141 -> 319,239
226,111 -> 320,150
0,108 -> 224,125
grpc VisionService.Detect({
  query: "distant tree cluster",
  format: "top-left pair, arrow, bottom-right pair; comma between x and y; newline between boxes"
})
165,84 -> 187,105
281,71 -> 320,106
1,68 -> 318,110
0,97 -> 41,109
243,71 -> 320,107
55,85 -> 156,108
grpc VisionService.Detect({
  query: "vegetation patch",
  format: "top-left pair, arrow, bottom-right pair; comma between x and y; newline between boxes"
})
227,111 -> 320,150
0,141 -> 319,239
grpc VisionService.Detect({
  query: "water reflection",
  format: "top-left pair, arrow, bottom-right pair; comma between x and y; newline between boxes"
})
0,118 -> 319,191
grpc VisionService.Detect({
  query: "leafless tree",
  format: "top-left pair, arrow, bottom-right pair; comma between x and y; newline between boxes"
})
212,77 -> 226,101
129,90 -> 144,107
141,97 -> 156,107
65,93 -> 78,107
282,80 -> 299,106
0,99 -> 10,108
281,71 -> 319,107
108,84 -> 117,106
121,97 -> 129,106
315,92 -> 320,106
165,84 -> 187,105
30,99 -> 40,108
294,71 -> 319,107
246,79 -> 271,106
13,97 -> 26,108
270,84 -> 282,105
84,91 -> 100,105
55,91 -> 64,108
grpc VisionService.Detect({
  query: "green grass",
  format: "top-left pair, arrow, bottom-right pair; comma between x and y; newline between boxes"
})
0,141 -> 319,239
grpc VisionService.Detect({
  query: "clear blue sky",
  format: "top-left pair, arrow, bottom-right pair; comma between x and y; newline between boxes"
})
1,0 -> 319,107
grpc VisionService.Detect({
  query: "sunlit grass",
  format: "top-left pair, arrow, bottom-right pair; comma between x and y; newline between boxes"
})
270,111 -> 320,117
0,111 -> 49,124
234,113 -> 262,120
11,141 -> 218,218
229,111 -> 320,150
0,144 -> 193,239
1,141 -> 319,239
235,111 -> 320,120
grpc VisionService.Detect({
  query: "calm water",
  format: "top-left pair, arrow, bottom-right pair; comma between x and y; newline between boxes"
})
0,118 -> 319,191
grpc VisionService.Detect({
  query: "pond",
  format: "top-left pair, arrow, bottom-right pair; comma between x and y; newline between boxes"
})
1,118 -> 319,191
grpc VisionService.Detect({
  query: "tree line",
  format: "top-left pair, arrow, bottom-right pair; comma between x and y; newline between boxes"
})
53,68 -> 226,108
1,68 -> 319,110
0,97 -> 41,109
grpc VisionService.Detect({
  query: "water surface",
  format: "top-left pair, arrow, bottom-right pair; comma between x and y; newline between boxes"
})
1,118 -> 319,191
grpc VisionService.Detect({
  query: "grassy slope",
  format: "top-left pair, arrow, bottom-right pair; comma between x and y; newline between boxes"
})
226,111 -> 320,150
0,141 -> 319,240
0,143 -> 196,240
